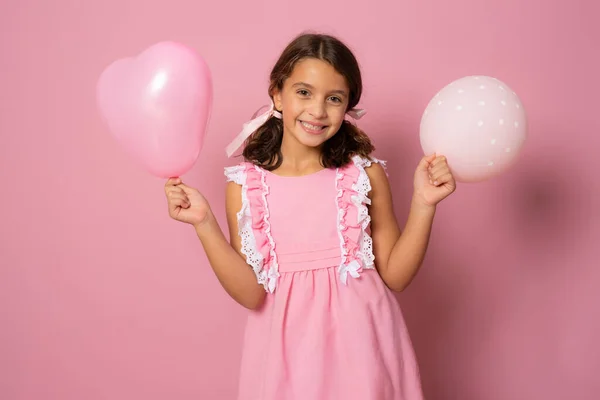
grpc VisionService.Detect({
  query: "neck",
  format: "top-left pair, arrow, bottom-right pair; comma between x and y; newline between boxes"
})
279,133 -> 323,172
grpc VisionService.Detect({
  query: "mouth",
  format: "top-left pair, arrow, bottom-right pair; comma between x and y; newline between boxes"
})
299,120 -> 328,134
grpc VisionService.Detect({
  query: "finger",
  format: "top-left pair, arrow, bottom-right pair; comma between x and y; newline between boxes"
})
430,163 -> 450,178
430,167 -> 451,182
431,172 -> 454,186
165,186 -> 185,197
169,194 -> 190,209
168,191 -> 188,202
169,194 -> 190,206
165,177 -> 182,187
419,153 -> 437,170
178,183 -> 199,195
429,155 -> 447,168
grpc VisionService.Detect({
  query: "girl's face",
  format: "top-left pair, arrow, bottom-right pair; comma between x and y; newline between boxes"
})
273,58 -> 349,151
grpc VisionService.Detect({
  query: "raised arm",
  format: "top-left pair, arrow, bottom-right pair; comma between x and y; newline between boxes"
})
366,154 -> 455,291
166,178 -> 265,309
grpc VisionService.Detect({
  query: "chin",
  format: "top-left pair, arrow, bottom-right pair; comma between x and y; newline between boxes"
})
295,131 -> 333,148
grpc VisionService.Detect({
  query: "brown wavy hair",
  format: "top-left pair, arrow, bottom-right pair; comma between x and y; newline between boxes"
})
241,33 -> 375,170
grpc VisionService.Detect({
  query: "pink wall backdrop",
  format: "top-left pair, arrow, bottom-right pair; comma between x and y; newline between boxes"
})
1,0 -> 598,399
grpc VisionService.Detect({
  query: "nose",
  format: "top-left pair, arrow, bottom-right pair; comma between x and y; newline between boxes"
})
308,101 -> 327,119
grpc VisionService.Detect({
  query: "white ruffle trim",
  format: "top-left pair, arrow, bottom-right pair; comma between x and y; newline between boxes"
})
224,166 -> 268,290
335,156 -> 388,284
255,166 -> 280,293
224,165 -> 279,293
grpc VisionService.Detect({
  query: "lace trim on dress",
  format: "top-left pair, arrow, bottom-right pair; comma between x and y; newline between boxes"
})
335,156 -> 388,284
224,164 -> 279,293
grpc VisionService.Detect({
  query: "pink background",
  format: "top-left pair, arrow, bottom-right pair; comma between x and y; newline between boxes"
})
1,0 -> 599,399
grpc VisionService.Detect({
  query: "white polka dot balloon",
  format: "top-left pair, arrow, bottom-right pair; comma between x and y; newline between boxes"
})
420,76 -> 527,182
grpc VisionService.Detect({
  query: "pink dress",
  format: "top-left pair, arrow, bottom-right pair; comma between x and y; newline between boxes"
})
224,155 -> 424,400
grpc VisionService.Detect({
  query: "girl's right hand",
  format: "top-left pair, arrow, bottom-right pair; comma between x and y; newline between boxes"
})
164,178 -> 211,227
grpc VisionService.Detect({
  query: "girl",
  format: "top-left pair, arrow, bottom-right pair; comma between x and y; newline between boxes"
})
165,33 -> 456,400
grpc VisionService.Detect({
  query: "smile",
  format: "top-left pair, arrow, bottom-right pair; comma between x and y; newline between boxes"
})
300,121 -> 328,134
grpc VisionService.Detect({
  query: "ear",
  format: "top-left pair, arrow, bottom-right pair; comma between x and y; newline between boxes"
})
272,90 -> 283,112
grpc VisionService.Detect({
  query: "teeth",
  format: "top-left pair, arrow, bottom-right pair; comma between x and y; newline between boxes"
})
301,121 -> 325,131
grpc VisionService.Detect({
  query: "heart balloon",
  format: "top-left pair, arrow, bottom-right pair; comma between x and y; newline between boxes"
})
420,76 -> 527,182
97,41 -> 212,178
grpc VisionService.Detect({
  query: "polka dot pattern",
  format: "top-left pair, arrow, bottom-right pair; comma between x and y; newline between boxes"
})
420,76 -> 527,182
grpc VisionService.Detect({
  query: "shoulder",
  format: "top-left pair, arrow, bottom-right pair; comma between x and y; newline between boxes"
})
349,155 -> 388,172
224,162 -> 250,185
225,161 -> 267,184
364,159 -> 388,185
224,162 -> 251,213
224,161 -> 263,210
349,155 -> 389,196
354,156 -> 398,233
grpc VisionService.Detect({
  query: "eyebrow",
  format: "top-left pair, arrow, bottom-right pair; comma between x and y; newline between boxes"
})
292,82 -> 348,96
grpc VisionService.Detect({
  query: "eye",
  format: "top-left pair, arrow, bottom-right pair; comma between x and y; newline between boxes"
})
296,89 -> 310,97
328,96 -> 343,103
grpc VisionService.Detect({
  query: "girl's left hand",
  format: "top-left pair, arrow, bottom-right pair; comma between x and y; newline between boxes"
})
413,153 -> 456,207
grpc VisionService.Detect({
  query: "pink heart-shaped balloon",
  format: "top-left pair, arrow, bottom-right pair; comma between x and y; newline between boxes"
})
97,41 -> 212,178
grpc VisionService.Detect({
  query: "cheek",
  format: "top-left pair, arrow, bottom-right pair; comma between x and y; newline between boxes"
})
281,100 -> 302,120
330,110 -> 347,127
283,112 -> 298,127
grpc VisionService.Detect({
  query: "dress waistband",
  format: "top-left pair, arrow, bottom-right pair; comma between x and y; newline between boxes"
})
277,245 -> 341,273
